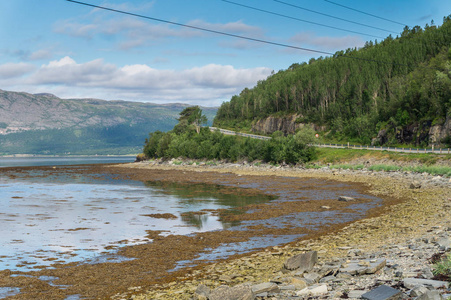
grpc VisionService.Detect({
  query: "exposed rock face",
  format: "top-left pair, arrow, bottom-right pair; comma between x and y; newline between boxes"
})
429,115 -> 451,146
251,114 -> 325,135
373,117 -> 450,147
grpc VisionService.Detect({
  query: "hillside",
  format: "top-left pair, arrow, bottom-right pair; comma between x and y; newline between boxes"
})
214,16 -> 451,147
0,90 -> 217,155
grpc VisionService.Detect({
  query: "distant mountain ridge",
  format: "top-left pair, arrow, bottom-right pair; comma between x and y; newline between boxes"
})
0,89 -> 217,155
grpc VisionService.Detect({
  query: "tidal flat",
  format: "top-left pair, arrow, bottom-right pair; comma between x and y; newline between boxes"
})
0,162 -> 416,299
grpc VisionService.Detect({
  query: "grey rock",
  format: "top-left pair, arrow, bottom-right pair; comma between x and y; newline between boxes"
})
251,282 -> 279,294
403,278 -> 449,289
284,250 -> 318,272
410,286 -> 429,297
410,181 -> 422,189
319,275 -> 336,283
339,196 -> 356,202
340,259 -> 386,275
348,290 -> 366,298
303,272 -> 321,283
361,285 -> 402,300
436,237 -> 450,251
296,284 -> 328,297
194,284 -> 210,298
421,267 -> 435,279
416,290 -> 443,300
209,284 -> 254,300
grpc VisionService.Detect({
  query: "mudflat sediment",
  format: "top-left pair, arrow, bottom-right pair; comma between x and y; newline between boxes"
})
111,161 -> 450,299
0,162 -> 449,299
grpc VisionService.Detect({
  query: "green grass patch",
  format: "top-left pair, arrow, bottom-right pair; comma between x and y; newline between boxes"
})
313,147 -> 451,165
405,165 -> 451,177
433,252 -> 451,282
368,165 -> 402,172
329,164 -> 365,170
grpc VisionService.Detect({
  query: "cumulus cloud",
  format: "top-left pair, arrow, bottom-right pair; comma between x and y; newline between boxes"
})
290,32 -> 365,51
2,56 -> 271,106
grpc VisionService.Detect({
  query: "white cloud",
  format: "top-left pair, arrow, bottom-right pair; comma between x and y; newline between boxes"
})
54,15 -> 266,51
0,63 -> 35,79
290,32 -> 365,51
1,57 -> 271,106
28,49 -> 53,61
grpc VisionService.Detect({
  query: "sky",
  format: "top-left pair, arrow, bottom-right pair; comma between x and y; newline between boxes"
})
1,0 -> 450,107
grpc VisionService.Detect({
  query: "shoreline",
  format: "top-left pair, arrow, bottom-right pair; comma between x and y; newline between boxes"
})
110,160 -> 450,299
0,161 -> 449,299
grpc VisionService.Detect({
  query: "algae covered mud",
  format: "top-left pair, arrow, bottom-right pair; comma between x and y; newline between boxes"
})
0,163 -> 391,299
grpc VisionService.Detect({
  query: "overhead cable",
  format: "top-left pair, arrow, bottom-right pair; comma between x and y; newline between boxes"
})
221,0 -> 386,39
66,0 -> 438,71
65,0 -> 333,56
323,0 -> 409,27
273,0 -> 399,34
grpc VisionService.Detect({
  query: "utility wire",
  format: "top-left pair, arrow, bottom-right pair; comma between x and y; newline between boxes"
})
66,0 -> 334,56
66,0 -> 439,71
323,0 -> 409,27
221,0 -> 386,39
273,0 -> 399,34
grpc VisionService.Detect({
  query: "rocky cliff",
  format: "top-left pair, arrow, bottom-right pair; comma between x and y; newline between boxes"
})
429,115 -> 451,146
251,114 -> 325,135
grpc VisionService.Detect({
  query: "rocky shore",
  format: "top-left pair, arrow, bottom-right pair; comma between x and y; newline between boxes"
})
111,159 -> 450,300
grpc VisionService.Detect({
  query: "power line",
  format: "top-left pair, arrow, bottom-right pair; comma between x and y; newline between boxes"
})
323,0 -> 409,27
221,0 -> 386,39
272,0 -> 399,34
65,0 -> 334,56
65,0 -> 439,71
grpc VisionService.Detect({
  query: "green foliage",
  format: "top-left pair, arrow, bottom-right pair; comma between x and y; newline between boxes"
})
213,16 -> 451,145
175,106 -> 208,134
142,122 -> 315,164
432,252 -> 451,281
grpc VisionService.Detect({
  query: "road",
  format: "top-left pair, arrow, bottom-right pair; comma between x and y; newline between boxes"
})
209,127 -> 450,154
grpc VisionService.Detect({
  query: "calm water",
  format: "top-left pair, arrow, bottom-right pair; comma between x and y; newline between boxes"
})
0,160 -> 275,272
0,157 -> 383,277
0,156 -> 135,168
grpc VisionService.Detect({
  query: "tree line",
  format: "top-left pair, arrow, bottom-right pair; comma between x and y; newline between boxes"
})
141,106 -> 316,164
213,16 -> 451,146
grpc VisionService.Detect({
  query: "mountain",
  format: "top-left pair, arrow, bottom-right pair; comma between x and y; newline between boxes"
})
0,89 -> 217,155
213,16 -> 451,147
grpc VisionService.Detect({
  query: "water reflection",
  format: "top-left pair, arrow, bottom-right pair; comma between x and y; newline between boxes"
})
0,168 -> 274,272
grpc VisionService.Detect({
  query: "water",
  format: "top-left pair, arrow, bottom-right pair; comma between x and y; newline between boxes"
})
0,164 -> 274,272
0,156 -> 135,168
0,157 -> 383,276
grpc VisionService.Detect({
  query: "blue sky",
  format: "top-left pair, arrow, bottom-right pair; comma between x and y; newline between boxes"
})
1,0 -> 450,106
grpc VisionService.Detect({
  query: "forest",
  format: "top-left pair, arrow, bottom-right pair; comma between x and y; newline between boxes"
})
141,106 -> 316,164
213,16 -> 451,146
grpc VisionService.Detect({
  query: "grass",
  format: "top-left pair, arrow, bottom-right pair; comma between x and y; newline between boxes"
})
314,147 -> 451,165
311,147 -> 451,177
405,165 -> 451,177
432,252 -> 451,282
368,165 -> 402,172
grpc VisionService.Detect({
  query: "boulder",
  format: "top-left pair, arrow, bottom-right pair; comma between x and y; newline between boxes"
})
284,251 -> 318,272
209,284 -> 254,300
338,196 -> 355,202
410,181 -> 422,189
251,282 -> 279,294
416,290 -> 443,300
296,284 -> 328,297
361,285 -> 402,300
194,284 -> 210,299
340,259 -> 386,275
403,278 -> 449,289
